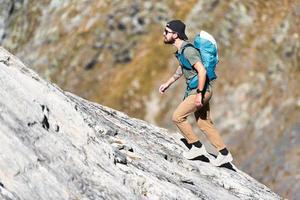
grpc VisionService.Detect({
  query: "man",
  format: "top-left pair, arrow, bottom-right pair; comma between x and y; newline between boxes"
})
159,19 -> 233,166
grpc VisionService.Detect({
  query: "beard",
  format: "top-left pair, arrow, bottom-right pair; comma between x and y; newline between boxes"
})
164,37 -> 175,44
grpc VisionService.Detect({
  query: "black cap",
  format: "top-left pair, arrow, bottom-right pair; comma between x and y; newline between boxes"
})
166,20 -> 188,40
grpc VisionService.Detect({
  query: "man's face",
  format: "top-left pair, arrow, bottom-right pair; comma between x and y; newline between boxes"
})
163,27 -> 176,44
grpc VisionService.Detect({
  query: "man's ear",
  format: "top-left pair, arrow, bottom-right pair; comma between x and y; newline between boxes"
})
173,33 -> 179,39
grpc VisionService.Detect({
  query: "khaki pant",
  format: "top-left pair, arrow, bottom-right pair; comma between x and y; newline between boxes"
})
172,90 -> 226,150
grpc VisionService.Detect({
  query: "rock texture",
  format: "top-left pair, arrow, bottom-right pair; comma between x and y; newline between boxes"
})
0,48 -> 281,199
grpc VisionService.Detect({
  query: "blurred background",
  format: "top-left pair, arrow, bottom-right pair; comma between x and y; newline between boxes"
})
1,0 -> 299,199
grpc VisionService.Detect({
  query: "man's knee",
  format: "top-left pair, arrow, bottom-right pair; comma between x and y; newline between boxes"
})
172,111 -> 184,123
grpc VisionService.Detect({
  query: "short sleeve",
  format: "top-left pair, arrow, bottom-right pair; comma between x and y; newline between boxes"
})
183,47 -> 202,66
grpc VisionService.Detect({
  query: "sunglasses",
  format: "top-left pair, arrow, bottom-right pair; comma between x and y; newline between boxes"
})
164,29 -> 175,34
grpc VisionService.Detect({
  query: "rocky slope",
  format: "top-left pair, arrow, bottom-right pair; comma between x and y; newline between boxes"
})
0,47 -> 282,200
1,0 -> 299,199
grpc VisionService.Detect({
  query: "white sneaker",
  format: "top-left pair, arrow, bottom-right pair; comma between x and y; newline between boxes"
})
183,145 -> 209,160
212,152 -> 233,166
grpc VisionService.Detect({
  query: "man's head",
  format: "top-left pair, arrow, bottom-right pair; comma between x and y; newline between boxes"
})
163,19 -> 188,44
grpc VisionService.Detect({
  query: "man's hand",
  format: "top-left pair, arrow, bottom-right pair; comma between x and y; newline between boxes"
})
195,93 -> 203,107
159,83 -> 170,94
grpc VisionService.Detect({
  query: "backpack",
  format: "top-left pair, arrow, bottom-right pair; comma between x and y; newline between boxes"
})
175,30 -> 219,90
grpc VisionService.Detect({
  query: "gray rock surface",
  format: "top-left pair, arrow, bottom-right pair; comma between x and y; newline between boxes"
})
0,47 -> 282,199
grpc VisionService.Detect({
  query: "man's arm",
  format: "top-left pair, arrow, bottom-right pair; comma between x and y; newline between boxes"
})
193,61 -> 206,106
159,65 -> 182,94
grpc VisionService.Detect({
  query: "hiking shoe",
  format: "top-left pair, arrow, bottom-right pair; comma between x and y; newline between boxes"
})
183,145 -> 209,160
212,152 -> 233,166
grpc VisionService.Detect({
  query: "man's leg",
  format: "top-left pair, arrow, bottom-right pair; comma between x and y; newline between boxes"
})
194,95 -> 233,165
194,103 -> 226,151
172,95 -> 199,144
172,95 -> 209,159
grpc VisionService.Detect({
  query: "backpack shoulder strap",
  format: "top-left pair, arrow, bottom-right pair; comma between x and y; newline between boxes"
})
181,43 -> 196,55
176,43 -> 197,70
